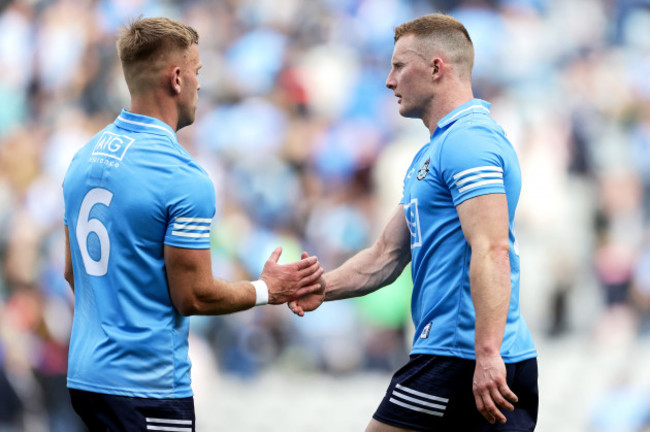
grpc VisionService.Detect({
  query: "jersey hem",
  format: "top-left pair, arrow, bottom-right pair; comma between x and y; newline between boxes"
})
67,378 -> 193,399
409,347 -> 538,364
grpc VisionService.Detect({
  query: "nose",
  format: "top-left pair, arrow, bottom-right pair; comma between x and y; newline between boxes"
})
385,69 -> 396,90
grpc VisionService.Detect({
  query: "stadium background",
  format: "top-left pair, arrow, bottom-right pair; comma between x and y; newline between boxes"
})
1,0 -> 649,430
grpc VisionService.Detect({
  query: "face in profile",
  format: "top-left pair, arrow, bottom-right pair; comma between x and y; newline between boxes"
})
385,34 -> 433,120
176,44 -> 202,130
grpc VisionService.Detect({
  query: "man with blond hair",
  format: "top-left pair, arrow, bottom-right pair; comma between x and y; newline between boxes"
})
291,13 -> 538,431
63,17 -> 323,431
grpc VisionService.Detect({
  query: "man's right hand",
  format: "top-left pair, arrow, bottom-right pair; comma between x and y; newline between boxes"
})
473,353 -> 518,424
261,246 -> 323,305
289,252 -> 326,316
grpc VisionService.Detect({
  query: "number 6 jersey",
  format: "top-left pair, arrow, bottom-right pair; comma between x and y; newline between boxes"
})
63,109 -> 216,398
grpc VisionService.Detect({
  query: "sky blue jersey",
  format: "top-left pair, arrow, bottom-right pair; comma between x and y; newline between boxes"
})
63,110 -> 215,398
400,99 -> 536,363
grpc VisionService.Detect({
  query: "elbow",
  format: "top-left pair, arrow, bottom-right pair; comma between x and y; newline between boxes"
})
173,295 -> 202,316
174,288 -> 222,316
481,241 -> 510,265
493,240 -> 511,257
170,280 -> 220,316
490,241 -> 510,256
177,301 -> 200,317
469,238 -> 510,267
176,306 -> 195,317
473,237 -> 509,255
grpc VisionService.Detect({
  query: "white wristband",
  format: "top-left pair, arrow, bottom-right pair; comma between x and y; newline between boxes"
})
252,280 -> 269,306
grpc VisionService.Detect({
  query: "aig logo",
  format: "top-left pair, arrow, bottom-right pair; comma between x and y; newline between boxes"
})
92,132 -> 135,160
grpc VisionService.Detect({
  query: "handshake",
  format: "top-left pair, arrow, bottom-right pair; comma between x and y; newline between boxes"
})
258,247 -> 326,316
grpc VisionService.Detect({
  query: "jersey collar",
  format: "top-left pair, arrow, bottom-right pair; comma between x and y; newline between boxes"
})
114,109 -> 178,142
436,99 -> 491,129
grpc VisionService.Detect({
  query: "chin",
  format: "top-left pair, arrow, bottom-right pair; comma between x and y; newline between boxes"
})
398,103 -> 423,119
177,111 -> 197,131
399,107 -> 416,119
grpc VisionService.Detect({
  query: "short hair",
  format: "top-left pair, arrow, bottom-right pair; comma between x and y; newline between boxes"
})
394,13 -> 474,76
117,17 -> 198,66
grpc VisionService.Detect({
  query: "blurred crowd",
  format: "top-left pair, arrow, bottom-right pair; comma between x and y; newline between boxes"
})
1,0 -> 650,430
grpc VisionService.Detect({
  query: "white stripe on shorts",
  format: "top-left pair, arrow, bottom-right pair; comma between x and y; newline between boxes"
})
388,397 -> 445,417
146,417 -> 192,432
395,383 -> 449,403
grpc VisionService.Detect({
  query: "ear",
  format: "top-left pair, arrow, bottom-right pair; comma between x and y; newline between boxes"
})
171,66 -> 182,95
430,58 -> 444,81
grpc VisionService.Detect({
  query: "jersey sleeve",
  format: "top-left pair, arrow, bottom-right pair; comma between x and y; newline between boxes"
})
164,166 -> 216,249
439,124 -> 507,206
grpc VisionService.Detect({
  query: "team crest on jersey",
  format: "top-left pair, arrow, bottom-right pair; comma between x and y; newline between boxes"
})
417,158 -> 430,180
420,321 -> 432,339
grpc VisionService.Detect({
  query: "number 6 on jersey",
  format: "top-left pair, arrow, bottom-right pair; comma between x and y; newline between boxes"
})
76,188 -> 113,276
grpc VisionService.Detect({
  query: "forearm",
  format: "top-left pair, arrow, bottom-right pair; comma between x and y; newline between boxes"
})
168,245 -> 322,316
184,278 -> 258,316
470,246 -> 511,357
324,241 -> 410,301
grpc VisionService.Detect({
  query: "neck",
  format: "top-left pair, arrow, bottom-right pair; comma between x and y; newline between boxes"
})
129,92 -> 180,131
423,84 -> 474,136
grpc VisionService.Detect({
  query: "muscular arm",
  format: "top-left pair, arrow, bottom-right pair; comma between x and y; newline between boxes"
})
323,205 -> 412,301
458,193 -> 510,361
64,225 -> 74,293
165,245 -> 323,316
457,193 -> 518,424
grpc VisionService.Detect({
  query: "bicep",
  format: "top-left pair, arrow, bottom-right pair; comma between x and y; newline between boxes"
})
164,245 -> 213,313
375,204 -> 412,267
457,193 -> 509,249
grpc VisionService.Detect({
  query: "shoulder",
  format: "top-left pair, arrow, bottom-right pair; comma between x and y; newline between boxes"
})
129,132 -> 207,174
438,117 -> 513,164
166,158 -> 215,202
445,115 -> 505,145
64,126 -> 113,178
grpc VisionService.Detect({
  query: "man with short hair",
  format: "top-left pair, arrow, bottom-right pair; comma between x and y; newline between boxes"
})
63,17 -> 323,431
291,13 -> 538,431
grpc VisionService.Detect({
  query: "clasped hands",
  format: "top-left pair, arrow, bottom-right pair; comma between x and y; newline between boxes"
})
259,248 -> 326,314
289,252 -> 326,316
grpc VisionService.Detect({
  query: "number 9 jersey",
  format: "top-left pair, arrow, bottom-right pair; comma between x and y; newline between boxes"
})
401,99 -> 536,364
62,110 -> 216,398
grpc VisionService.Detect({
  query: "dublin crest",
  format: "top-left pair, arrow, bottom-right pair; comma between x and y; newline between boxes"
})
417,158 -> 430,180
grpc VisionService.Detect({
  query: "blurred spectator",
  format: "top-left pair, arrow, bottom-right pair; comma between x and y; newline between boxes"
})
631,241 -> 650,335
589,375 -> 650,432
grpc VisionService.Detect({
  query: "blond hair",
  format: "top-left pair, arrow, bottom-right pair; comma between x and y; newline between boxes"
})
395,14 -> 474,78
117,17 -> 199,93
117,17 -> 198,65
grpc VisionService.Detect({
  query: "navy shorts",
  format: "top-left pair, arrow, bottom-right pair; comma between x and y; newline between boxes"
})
373,355 -> 538,432
69,389 -> 195,432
